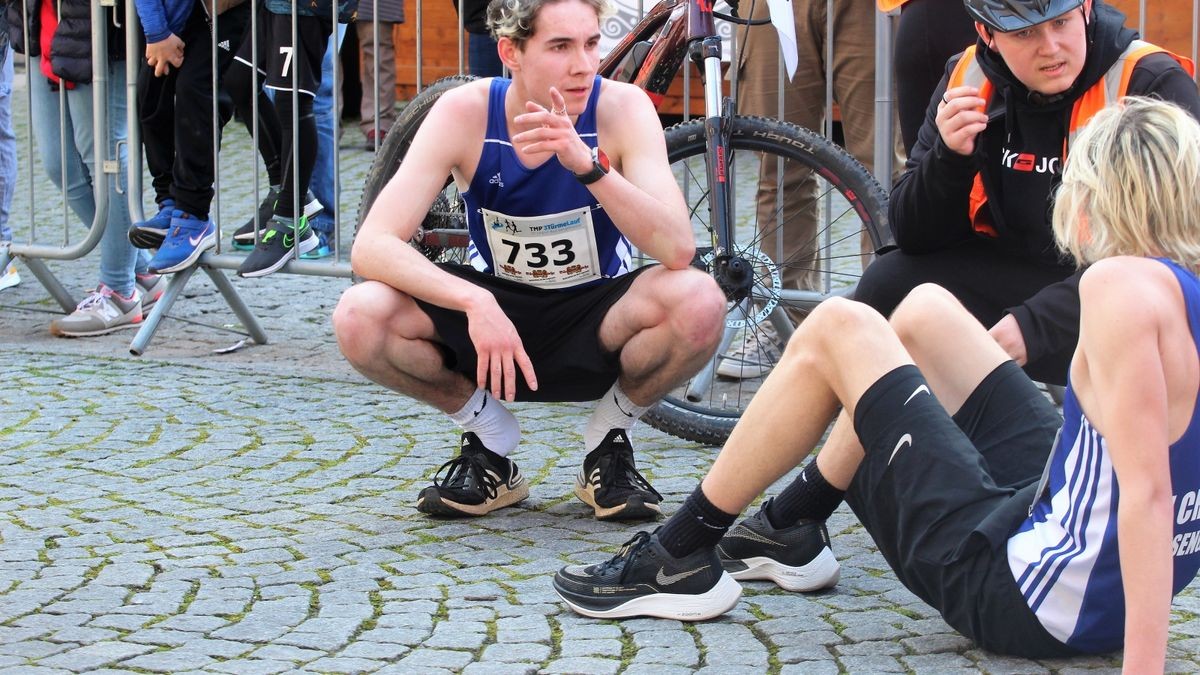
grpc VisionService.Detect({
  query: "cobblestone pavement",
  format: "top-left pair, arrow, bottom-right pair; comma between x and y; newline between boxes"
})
2,71 -> 1200,675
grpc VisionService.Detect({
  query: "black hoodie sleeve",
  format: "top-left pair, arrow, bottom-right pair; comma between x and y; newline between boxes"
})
887,58 -> 980,253
1006,270 -> 1082,368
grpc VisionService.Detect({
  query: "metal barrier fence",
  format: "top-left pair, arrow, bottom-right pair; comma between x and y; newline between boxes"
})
1,0 -> 1197,355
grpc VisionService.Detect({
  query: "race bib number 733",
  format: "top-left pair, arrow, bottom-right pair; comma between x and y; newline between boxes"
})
482,206 -> 602,289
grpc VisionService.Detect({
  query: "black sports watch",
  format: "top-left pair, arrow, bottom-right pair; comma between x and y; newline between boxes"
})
574,146 -> 610,185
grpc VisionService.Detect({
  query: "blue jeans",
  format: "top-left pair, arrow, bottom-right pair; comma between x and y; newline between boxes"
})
0,46 -> 16,243
310,23 -> 347,236
29,64 -> 149,295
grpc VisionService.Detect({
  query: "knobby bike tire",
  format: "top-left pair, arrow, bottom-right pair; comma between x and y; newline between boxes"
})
357,75 -> 475,262
639,115 -> 889,445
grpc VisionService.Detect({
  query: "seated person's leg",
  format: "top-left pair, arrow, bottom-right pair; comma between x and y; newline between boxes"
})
554,295 -> 919,619
572,266 -> 725,520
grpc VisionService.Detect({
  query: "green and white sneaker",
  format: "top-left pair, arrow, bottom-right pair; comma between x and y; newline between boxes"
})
236,216 -> 318,278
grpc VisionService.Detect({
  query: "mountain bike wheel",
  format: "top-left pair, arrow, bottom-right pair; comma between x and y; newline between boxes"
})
640,115 -> 889,445
357,75 -> 475,263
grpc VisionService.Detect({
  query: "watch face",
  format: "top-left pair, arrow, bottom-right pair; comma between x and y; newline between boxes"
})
595,147 -> 611,172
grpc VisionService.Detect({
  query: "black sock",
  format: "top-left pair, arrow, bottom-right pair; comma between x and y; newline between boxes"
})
764,461 -> 845,529
658,485 -> 738,559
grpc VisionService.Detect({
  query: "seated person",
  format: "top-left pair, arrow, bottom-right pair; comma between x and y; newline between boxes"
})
857,0 -> 1198,386
333,0 -> 725,520
557,97 -> 1200,669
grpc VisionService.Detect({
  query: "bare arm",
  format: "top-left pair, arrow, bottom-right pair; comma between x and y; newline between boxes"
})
1075,260 -> 1174,673
512,82 -> 694,269
351,84 -> 537,400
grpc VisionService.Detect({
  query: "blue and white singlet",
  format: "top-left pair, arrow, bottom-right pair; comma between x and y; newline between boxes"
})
1006,258 -> 1200,653
462,76 -> 632,289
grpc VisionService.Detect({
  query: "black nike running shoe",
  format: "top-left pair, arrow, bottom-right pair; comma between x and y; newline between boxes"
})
574,429 -> 662,520
716,499 -> 840,592
416,433 -> 528,517
554,530 -> 742,620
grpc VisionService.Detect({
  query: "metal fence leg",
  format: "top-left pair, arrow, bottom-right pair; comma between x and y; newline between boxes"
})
202,265 -> 269,347
20,257 -> 77,313
129,264 -> 198,356
128,264 -> 270,356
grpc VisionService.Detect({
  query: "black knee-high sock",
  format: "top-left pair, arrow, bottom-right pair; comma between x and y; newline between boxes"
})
764,460 -> 845,529
658,484 -> 738,558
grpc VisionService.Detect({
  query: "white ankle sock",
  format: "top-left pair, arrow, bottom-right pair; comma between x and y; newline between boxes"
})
448,389 -> 520,457
584,384 -> 649,452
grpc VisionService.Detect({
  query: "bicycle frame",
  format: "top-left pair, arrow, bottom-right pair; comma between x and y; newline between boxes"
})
599,0 -> 745,297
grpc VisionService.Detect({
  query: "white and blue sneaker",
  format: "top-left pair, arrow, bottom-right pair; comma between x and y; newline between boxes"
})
128,198 -> 176,249
149,210 -> 216,274
0,260 -> 19,291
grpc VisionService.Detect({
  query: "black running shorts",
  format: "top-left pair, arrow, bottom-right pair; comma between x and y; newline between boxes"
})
845,361 -> 1079,658
233,9 -> 331,96
414,264 -> 652,402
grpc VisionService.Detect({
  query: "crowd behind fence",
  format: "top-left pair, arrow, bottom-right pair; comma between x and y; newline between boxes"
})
0,0 -> 1197,355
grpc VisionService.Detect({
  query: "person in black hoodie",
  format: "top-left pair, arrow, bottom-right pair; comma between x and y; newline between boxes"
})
855,0 -> 1199,386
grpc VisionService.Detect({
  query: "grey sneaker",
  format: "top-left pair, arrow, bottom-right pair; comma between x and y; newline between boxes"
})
716,322 -> 783,379
135,273 -> 166,312
50,285 -> 143,337
0,261 -> 19,291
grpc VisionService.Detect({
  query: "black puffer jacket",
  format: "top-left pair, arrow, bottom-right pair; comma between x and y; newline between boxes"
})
7,0 -> 125,84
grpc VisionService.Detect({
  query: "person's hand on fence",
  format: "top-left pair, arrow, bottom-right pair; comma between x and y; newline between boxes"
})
146,34 -> 185,77
937,86 -> 988,156
465,295 -> 538,402
511,87 -> 593,175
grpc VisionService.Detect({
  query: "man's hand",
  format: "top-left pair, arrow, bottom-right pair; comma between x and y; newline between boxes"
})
989,313 -> 1028,365
937,86 -> 989,156
465,294 -> 538,402
146,34 -> 185,77
510,87 -> 593,175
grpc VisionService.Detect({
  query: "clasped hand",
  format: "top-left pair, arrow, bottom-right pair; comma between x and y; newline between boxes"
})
146,34 -> 185,78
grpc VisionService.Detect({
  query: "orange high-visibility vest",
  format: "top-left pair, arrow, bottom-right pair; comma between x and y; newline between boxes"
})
876,0 -> 911,11
947,41 -> 1194,236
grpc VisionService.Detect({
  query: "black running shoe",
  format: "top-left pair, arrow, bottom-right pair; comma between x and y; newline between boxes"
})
416,433 -> 529,517
232,189 -> 322,250
236,216 -> 318,278
716,499 -> 840,592
554,530 -> 742,620
574,429 -> 662,520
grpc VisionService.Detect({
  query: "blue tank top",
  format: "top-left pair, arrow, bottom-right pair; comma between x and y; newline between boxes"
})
462,77 -> 631,289
1006,257 -> 1200,653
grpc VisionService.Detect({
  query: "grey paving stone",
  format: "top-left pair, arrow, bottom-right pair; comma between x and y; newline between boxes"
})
391,648 -> 476,670
38,641 -> 156,671
120,650 -> 215,672
205,659 -> 297,675
301,656 -> 384,673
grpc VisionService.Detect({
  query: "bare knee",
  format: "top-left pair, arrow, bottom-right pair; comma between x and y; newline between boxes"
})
332,282 -> 414,365
890,283 -> 962,348
783,296 -> 887,366
663,268 -> 726,351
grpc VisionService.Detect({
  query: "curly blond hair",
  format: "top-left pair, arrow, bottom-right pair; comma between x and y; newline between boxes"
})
486,0 -> 611,48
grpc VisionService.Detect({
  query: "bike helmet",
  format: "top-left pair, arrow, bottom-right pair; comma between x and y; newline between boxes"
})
964,0 -> 1084,33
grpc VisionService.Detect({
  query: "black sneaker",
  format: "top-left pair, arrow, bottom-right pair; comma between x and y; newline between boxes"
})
554,530 -> 742,620
716,499 -> 840,592
232,189 -> 322,250
574,429 -> 662,520
236,215 -> 319,278
416,433 -> 529,517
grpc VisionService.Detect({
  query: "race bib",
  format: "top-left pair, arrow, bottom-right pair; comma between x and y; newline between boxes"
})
482,206 -> 602,288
